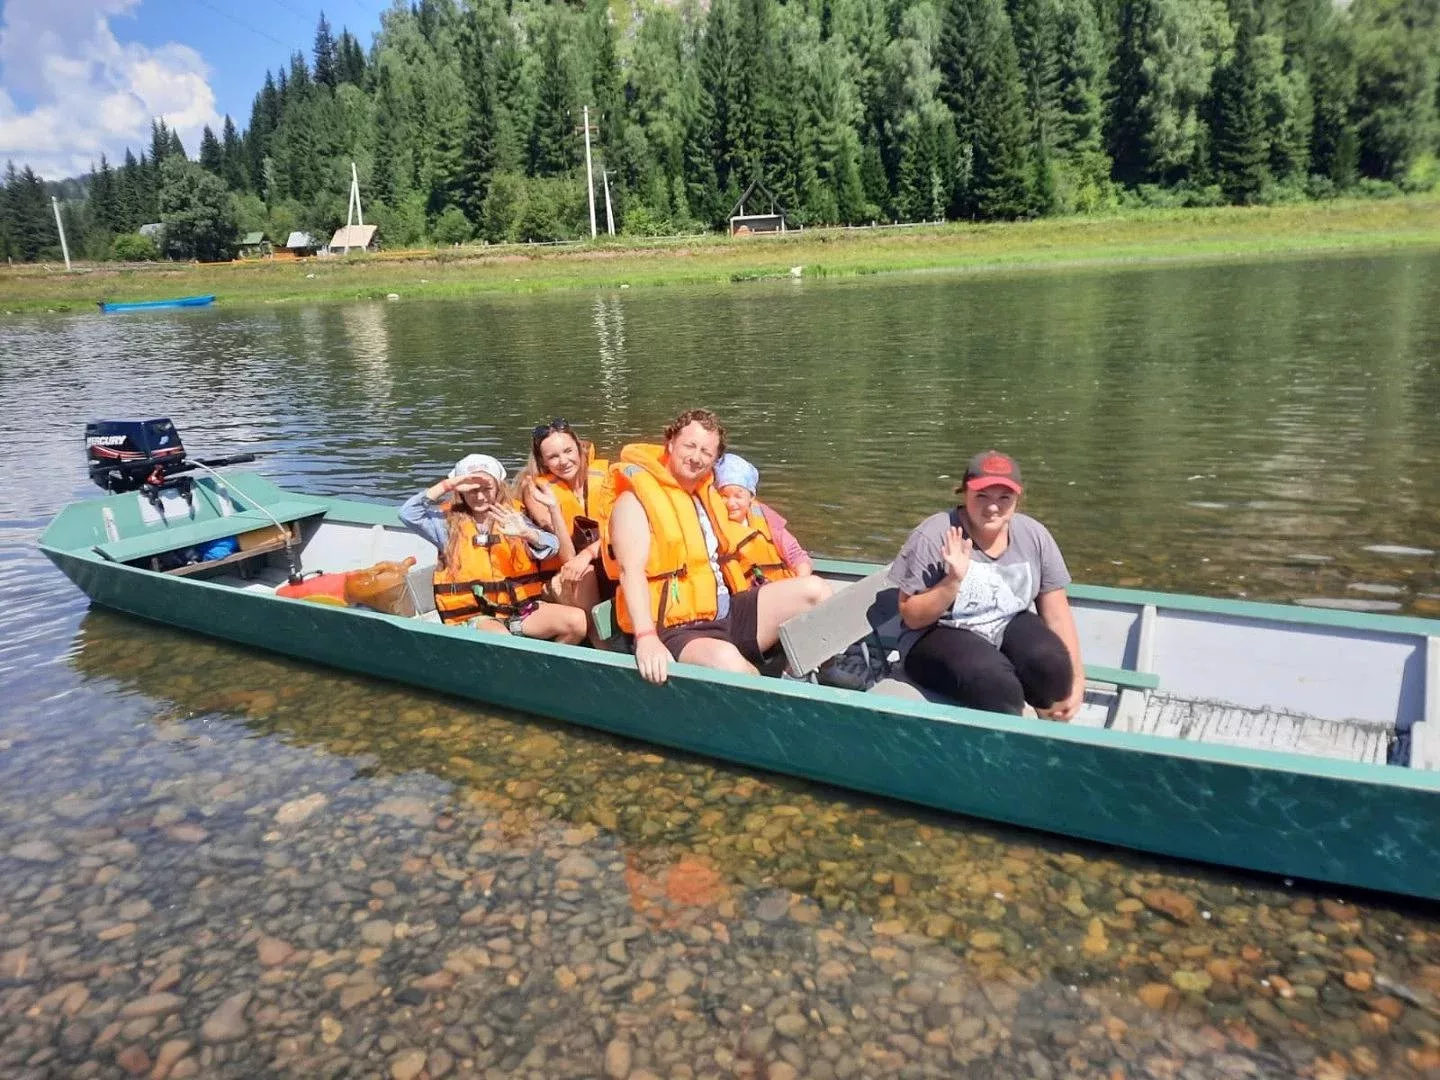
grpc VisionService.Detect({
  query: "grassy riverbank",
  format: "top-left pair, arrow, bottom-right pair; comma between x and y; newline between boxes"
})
5,196 -> 1440,314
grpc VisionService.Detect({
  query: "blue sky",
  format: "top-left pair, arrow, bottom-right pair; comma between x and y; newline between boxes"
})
0,0 -> 388,179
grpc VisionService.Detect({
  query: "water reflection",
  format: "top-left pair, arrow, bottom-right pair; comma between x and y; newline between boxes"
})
593,295 -> 631,437
342,302 -> 395,411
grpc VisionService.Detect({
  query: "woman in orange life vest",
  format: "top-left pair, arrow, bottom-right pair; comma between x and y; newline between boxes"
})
518,418 -> 612,638
399,453 -> 587,644
603,408 -> 830,685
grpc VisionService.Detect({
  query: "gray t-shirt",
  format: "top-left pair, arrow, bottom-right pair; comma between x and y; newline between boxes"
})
888,509 -> 1071,655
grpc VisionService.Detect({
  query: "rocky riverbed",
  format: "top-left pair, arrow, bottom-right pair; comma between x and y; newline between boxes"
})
0,611 -> 1437,1080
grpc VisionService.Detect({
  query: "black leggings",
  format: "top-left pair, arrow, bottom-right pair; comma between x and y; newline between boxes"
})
903,611 -> 1073,715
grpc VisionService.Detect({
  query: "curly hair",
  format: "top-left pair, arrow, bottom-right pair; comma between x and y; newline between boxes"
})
662,408 -> 727,460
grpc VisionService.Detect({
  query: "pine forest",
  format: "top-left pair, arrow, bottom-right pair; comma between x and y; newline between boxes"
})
2,0 -> 1438,262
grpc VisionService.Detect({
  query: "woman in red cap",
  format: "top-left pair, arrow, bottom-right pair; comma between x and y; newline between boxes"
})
888,450 -> 1085,720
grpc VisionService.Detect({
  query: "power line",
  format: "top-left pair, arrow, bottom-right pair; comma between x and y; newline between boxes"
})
190,0 -> 289,47
259,0 -> 317,22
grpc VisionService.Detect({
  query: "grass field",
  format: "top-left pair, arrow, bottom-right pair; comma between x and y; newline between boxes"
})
4,197 -> 1440,315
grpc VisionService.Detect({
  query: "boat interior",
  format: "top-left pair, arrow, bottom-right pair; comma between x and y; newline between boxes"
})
107,503 -> 1440,774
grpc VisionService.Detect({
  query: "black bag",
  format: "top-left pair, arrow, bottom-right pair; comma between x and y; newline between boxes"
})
571,515 -> 601,550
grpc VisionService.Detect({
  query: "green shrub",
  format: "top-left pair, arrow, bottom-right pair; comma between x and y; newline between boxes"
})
1354,178 -> 1401,200
1402,153 -> 1440,194
111,233 -> 158,261
481,173 -> 528,243
432,206 -> 474,245
621,203 -> 672,237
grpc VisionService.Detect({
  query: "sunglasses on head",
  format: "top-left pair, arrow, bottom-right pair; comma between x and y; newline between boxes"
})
531,417 -> 571,441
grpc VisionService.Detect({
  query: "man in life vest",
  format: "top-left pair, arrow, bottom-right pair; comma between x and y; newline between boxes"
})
602,409 -> 829,684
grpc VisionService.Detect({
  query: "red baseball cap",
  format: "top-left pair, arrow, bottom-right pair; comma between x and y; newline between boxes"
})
961,450 -> 1023,493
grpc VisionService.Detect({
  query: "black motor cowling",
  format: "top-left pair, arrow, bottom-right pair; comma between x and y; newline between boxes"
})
86,419 -> 187,493
85,419 -> 257,495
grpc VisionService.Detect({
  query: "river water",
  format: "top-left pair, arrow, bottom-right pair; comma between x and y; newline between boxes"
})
2,252 -> 1439,1079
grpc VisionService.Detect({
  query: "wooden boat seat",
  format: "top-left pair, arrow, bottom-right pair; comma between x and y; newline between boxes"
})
162,533 -> 292,577
1128,692 -> 1393,765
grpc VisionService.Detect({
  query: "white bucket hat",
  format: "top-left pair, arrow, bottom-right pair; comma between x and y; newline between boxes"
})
449,453 -> 507,483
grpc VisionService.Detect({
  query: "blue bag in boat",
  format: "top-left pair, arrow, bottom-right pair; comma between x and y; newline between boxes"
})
196,536 -> 240,562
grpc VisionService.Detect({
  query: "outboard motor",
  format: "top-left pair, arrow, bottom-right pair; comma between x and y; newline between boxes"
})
86,419 -> 189,494
85,419 -> 256,506
84,419 -> 300,583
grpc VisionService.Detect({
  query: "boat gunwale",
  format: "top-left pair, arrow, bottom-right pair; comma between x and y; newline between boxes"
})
38,523 -> 1440,796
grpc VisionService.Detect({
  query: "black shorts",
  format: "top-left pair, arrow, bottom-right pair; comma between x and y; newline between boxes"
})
658,585 -> 764,666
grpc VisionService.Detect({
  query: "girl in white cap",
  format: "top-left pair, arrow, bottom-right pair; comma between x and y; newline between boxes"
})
400,454 -> 586,643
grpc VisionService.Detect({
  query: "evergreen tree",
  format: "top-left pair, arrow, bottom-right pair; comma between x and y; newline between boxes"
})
585,0 -> 626,218
116,150 -> 144,230
456,0 -> 503,220
1256,31 -> 1313,183
529,17 -> 577,177
1213,4 -> 1269,202
7,165 -> 54,260
338,31 -> 368,86
90,154 -> 119,234
1008,0 -> 1061,154
938,0 -> 1035,218
314,13 -> 339,88
371,63 -> 405,207
248,72 -> 282,193
1053,0 -> 1106,157
150,119 -> 173,167
1309,14 -> 1359,186
0,163 -> 13,261
198,125 -> 224,175
1352,0 -> 1438,181
221,116 -> 248,192
169,130 -> 186,160
1106,0 -> 1233,186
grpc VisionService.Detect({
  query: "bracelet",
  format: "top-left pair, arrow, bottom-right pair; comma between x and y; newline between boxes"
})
634,628 -> 658,641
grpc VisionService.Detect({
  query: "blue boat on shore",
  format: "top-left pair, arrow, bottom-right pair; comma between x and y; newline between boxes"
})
97,295 -> 216,314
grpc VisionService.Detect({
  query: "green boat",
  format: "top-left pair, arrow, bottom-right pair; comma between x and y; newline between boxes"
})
39,468 -> 1440,900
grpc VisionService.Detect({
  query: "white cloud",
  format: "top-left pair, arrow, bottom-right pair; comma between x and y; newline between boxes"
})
0,0 -> 221,179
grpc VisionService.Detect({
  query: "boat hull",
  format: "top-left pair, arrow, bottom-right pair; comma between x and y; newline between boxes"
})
98,295 -> 216,314
42,538 -> 1440,900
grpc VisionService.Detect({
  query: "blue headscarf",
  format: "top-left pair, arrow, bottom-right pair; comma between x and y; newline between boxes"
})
713,453 -> 760,494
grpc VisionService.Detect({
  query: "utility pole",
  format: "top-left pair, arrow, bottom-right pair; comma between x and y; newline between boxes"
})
602,169 -> 615,237
343,161 -> 364,254
580,105 -> 597,239
350,162 -> 364,228
51,196 -> 72,271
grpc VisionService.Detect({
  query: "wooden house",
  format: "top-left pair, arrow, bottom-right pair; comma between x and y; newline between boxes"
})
326,224 -> 379,255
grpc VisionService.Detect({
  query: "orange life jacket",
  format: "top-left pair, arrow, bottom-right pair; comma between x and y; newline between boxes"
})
432,514 -> 548,624
536,452 -> 612,573
601,444 -> 749,633
718,506 -> 796,593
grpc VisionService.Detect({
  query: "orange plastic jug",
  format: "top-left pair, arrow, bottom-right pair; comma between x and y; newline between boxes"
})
343,556 -> 418,616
